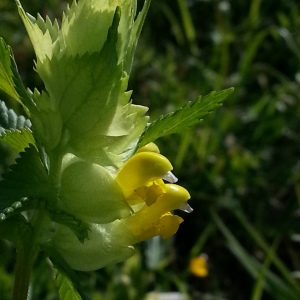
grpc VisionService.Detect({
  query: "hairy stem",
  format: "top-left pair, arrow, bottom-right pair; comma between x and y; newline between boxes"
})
12,244 -> 35,300
12,210 -> 47,300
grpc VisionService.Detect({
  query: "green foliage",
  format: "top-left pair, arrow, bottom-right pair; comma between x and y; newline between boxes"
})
1,0 -> 300,299
0,145 -> 48,213
123,0 -> 151,74
0,266 -> 13,300
0,38 -> 20,103
212,210 -> 300,300
42,244 -> 90,300
55,270 -> 89,300
0,38 -> 33,110
0,100 -> 34,152
0,128 -> 34,153
139,88 -> 233,147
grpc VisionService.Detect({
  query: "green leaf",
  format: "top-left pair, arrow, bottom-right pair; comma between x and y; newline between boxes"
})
30,89 -> 62,151
138,88 -> 234,147
17,2 -> 149,156
56,271 -> 83,300
0,128 -> 35,153
16,0 -> 58,64
122,0 -> 151,74
33,8 -> 147,158
0,38 -> 34,111
0,38 -> 20,102
41,244 -> 90,300
37,9 -> 122,136
0,145 -> 49,214
0,100 -> 35,151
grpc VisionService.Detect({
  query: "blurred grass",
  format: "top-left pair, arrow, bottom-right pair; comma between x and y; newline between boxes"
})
1,0 -> 300,299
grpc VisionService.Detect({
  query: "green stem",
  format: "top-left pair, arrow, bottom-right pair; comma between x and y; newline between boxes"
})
12,244 -> 35,300
12,210 -> 47,300
233,209 -> 300,294
177,0 -> 198,55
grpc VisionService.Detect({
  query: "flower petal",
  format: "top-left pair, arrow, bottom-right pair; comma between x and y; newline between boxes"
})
116,152 -> 173,197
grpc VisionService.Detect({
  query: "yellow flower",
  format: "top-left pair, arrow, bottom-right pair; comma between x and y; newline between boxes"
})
189,254 -> 209,277
55,143 -> 192,271
116,144 -> 192,242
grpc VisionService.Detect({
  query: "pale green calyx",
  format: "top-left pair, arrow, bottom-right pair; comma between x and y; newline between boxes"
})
60,155 -> 131,224
54,221 -> 136,271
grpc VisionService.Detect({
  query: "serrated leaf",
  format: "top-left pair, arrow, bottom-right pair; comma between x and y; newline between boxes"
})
0,100 -> 34,151
123,0 -> 151,74
17,1 -> 149,158
0,128 -> 35,152
33,8 -> 147,158
56,271 -> 83,300
37,9 -> 122,136
30,89 -> 62,150
0,38 -> 20,102
41,244 -> 90,300
0,38 -> 34,111
138,88 -> 234,147
0,145 -> 49,213
16,0 -> 57,63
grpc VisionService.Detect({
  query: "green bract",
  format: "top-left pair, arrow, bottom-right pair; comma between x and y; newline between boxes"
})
17,0 -> 149,160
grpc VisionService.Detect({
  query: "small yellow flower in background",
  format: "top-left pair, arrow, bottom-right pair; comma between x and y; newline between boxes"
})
189,254 -> 209,277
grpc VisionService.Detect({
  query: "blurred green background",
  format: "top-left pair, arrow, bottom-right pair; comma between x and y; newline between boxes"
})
1,0 -> 300,299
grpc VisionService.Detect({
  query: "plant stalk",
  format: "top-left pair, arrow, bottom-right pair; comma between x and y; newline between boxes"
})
12,210 -> 46,300
12,244 -> 35,300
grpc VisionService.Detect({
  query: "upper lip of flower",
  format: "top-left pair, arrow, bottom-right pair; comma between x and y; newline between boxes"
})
114,147 -> 192,242
115,151 -> 174,198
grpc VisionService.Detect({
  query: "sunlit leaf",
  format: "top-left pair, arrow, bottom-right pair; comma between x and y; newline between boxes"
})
0,38 -> 20,102
138,88 -> 234,147
0,128 -> 35,152
56,271 -> 83,300
42,244 -> 90,300
0,38 -> 33,110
